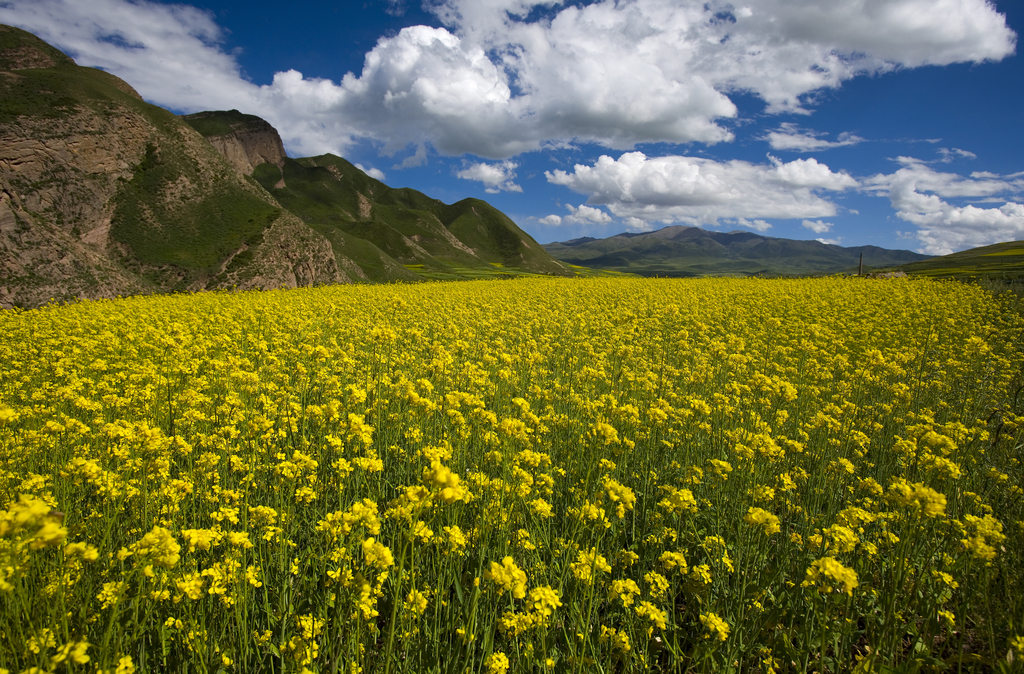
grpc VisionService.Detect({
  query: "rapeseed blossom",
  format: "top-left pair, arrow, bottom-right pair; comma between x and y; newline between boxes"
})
803,557 -> 859,596
486,557 -> 527,598
0,277 -> 1020,673
700,612 -> 731,641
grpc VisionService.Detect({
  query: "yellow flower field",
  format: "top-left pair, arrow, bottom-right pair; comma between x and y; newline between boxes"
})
1,277 -> 1022,673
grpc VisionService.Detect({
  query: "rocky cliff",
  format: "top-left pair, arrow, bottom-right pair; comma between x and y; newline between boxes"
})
0,25 -> 349,308
183,110 -> 286,182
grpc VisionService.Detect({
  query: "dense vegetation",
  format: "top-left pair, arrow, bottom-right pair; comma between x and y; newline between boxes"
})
1,277 -> 1022,673
111,140 -> 281,274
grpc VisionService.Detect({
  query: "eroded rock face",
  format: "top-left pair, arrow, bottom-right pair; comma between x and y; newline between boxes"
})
0,25 -> 348,309
182,110 -> 287,177
0,98 -> 156,307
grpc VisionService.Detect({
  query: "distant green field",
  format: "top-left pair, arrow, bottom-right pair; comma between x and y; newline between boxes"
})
983,248 -> 1024,257
897,240 -> 1024,279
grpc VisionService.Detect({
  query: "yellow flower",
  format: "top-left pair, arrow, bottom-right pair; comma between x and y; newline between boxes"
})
405,588 -> 429,616
181,528 -> 221,552
570,548 -> 611,585
175,572 -> 205,600
97,581 -> 127,609
700,612 -> 730,641
590,421 -> 619,445
529,498 -> 554,518
48,641 -> 90,667
115,655 -> 135,674
823,524 -> 859,553
709,459 -> 733,480
960,514 -> 1006,561
744,507 -> 781,535
608,578 -> 641,606
645,571 -> 670,599
635,601 -> 667,630
690,564 -> 712,585
485,651 -> 510,674
412,520 -> 433,542
527,585 -> 562,618
600,625 -> 631,652
802,557 -> 858,596
886,479 -> 946,518
486,556 -> 527,598
658,486 -> 697,514
64,541 -> 100,562
422,461 -> 468,503
442,525 -> 468,554
132,525 -> 181,568
361,538 -> 395,569
659,550 -> 688,573
601,476 -> 636,518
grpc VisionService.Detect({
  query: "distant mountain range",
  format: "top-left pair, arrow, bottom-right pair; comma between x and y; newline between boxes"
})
544,226 -> 930,277
0,25 -> 569,308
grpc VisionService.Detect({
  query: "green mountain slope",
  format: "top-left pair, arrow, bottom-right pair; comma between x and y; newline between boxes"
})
181,112 -> 571,281
183,110 -> 575,282
0,24 -> 352,308
896,240 -> 1024,279
544,225 -> 930,277
253,153 -> 570,280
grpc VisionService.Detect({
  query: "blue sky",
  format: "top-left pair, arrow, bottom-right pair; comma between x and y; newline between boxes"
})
2,0 -> 1022,254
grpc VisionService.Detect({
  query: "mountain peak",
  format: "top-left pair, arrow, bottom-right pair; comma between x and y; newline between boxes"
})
0,24 -> 76,71
183,110 -> 287,177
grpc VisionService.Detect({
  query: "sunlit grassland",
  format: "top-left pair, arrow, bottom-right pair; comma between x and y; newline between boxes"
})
898,240 -> 1024,280
1,277 -> 1022,674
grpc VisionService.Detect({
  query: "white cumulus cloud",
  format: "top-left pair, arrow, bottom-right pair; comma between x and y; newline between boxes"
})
767,124 -> 865,151
539,205 -> 614,228
354,164 -> 386,181
863,159 -> 1024,254
565,204 -> 613,225
937,147 -> 978,162
0,0 -> 1014,159
735,218 -> 773,232
546,152 -> 857,228
456,160 -> 523,193
802,219 -> 834,233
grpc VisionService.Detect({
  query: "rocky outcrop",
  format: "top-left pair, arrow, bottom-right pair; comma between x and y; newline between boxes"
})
0,25 -> 349,309
182,110 -> 287,180
0,86 -> 158,307
213,211 -> 351,290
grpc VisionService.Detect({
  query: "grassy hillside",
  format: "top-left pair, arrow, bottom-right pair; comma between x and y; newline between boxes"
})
179,111 -> 571,282
897,240 -> 1024,279
545,225 -> 930,277
111,143 -> 282,274
252,153 -> 570,279
1,24 -> 315,300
